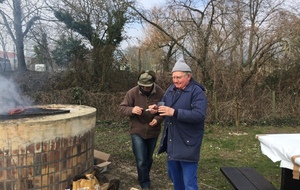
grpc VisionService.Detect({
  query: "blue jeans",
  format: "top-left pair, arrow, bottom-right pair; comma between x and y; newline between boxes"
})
167,160 -> 199,190
131,134 -> 158,189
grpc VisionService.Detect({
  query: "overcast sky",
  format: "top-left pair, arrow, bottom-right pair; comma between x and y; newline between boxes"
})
121,0 -> 164,49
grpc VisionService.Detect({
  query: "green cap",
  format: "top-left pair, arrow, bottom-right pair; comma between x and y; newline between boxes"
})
137,73 -> 154,87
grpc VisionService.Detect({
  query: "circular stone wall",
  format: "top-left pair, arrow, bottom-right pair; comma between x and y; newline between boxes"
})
0,104 -> 97,190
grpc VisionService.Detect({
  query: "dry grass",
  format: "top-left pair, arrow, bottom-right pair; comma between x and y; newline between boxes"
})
94,120 -> 300,190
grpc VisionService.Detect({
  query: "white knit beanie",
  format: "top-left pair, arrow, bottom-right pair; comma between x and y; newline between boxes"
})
171,58 -> 191,72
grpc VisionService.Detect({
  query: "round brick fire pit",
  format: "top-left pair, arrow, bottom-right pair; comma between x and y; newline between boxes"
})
0,104 -> 97,190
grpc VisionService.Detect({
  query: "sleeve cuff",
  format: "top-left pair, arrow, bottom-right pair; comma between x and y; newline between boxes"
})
173,109 -> 178,117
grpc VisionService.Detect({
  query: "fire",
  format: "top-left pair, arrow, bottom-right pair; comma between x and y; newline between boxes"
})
8,108 -> 26,115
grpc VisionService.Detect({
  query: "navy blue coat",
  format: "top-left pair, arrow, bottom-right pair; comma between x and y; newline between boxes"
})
158,78 -> 207,162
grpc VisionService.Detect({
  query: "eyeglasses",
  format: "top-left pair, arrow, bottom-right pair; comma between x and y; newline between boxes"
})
172,75 -> 186,80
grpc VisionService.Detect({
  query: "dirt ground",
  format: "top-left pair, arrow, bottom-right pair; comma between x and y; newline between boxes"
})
101,159 -> 174,190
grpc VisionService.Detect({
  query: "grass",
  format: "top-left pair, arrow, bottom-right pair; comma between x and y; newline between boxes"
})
94,120 -> 299,190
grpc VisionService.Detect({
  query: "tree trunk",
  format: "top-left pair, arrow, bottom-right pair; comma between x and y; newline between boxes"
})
13,0 -> 27,71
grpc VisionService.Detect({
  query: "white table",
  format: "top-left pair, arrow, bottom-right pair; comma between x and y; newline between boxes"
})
256,133 -> 300,189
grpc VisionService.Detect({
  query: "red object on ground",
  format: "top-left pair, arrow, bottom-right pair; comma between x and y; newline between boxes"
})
8,108 -> 26,115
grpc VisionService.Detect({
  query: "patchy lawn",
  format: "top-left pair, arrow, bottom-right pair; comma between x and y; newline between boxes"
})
94,120 -> 299,190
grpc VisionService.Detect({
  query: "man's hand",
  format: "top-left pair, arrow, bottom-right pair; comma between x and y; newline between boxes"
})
148,104 -> 157,109
147,104 -> 158,114
132,106 -> 143,115
149,119 -> 157,127
158,106 -> 174,116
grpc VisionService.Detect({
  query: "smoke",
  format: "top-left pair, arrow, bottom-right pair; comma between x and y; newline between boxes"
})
0,75 -> 33,114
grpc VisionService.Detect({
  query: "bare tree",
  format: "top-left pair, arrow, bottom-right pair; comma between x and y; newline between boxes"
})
32,30 -> 54,71
0,0 -> 43,71
140,7 -> 183,73
0,32 -> 11,71
130,0 -> 216,89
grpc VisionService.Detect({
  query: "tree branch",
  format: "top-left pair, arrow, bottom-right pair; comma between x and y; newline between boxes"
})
23,15 -> 40,37
0,10 -> 16,43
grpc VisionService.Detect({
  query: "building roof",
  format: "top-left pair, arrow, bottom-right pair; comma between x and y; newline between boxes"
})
0,51 -> 16,59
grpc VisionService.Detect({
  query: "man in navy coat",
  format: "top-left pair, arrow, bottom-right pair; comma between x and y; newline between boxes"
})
157,58 -> 207,190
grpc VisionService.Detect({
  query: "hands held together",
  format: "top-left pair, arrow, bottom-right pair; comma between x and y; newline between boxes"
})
148,104 -> 175,117
131,104 -> 174,127
131,106 -> 159,127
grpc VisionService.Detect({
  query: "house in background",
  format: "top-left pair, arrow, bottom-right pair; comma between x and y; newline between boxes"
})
0,50 -> 34,71
0,57 -> 12,71
0,51 -> 17,71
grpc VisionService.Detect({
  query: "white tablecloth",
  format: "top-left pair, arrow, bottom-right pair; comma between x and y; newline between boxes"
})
256,133 -> 300,179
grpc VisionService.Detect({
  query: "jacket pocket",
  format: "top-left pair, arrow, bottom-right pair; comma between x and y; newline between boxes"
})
182,137 -> 196,146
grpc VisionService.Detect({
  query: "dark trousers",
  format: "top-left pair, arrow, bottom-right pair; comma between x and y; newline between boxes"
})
131,134 -> 158,189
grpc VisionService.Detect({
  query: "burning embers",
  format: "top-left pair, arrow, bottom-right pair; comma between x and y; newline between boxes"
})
0,76 -> 69,119
1,107 -> 70,119
0,75 -> 33,115
8,108 -> 26,115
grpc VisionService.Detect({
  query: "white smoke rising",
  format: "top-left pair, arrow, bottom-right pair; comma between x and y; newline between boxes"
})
0,75 -> 33,114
